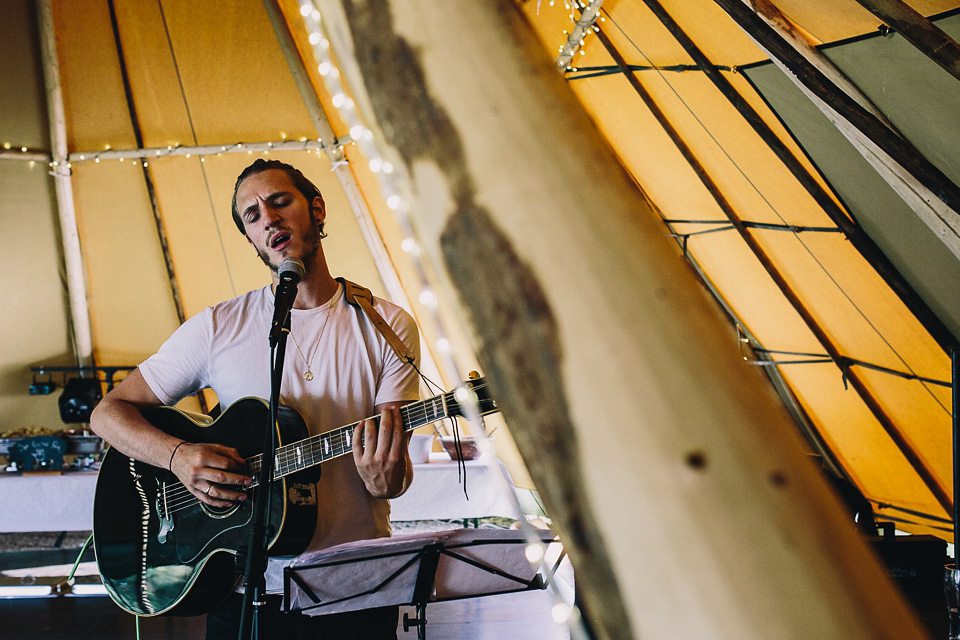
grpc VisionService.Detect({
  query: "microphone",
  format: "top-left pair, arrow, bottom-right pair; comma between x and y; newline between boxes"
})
269,259 -> 305,346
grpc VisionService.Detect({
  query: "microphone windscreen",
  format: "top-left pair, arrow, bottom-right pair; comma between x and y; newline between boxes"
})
278,259 -> 305,281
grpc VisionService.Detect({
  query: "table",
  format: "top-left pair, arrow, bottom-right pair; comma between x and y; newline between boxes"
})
390,453 -> 521,522
0,471 -> 97,532
0,453 -> 520,533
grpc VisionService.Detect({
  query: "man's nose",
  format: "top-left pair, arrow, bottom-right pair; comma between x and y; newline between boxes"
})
262,205 -> 282,226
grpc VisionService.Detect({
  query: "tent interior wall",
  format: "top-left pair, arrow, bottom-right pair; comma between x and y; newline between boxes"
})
3,0 -> 960,636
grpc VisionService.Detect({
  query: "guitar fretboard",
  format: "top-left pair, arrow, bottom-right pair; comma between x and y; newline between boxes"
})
246,390 -> 457,486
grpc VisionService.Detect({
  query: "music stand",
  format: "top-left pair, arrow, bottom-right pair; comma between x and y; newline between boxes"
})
284,528 -> 562,639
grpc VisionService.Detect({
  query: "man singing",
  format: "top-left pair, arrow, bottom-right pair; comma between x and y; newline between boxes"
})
91,159 -> 420,639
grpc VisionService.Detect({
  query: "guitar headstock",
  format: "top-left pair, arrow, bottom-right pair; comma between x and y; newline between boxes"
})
450,374 -> 499,419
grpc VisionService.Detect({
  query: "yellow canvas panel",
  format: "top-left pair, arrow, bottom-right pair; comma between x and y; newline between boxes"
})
766,232 -> 948,381
723,72 -> 850,221
136,0 -> 315,145
141,156 -> 245,316
855,368 -> 951,473
647,0 -> 776,65
753,231 -> 947,378
54,0 -> 138,151
778,363 -> 946,520
757,0 -> 960,45
0,162 -> 73,433
565,76 -> 724,223
70,161 -> 181,365
109,0 -> 195,148
636,73 -> 836,228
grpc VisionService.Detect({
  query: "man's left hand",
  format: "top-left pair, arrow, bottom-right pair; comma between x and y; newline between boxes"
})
352,404 -> 411,498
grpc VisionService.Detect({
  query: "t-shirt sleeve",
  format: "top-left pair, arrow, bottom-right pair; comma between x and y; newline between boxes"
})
374,305 -> 421,407
139,308 -> 213,406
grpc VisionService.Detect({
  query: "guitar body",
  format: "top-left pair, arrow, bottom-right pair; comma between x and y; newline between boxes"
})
93,398 -> 319,617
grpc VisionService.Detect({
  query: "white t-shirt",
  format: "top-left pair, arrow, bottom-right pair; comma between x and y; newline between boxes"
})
139,282 -> 420,591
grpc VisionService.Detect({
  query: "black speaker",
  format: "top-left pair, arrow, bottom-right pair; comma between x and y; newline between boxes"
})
58,377 -> 102,423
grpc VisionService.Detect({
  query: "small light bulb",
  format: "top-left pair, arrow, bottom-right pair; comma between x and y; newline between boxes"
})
2,142 -> 10,149
419,289 -> 437,308
551,603 -> 571,624
332,94 -> 346,108
318,62 -> 332,76
382,162 -> 394,174
454,387 -> 470,403
436,338 -> 449,352
95,157 -> 100,163
21,146 -> 27,152
387,195 -> 402,210
401,237 -> 418,254
309,33 -> 321,45
369,158 -> 383,172
350,125 -> 365,140
525,543 -> 544,563
299,4 -> 311,17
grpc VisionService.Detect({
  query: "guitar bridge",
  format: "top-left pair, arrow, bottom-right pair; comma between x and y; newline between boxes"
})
156,480 -> 175,544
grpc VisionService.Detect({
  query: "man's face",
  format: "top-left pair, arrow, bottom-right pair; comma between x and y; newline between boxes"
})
235,169 -> 325,273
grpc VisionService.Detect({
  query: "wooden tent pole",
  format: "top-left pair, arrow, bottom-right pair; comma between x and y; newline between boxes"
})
715,0 -> 960,262
37,0 -> 94,368
591,19 -> 952,516
854,0 -> 960,83
638,0 -> 958,354
321,1 -> 928,637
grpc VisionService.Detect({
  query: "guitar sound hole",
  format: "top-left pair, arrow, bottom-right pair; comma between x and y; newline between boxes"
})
201,501 -> 243,519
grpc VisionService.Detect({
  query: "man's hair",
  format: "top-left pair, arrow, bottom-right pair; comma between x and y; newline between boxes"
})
231,159 -> 326,236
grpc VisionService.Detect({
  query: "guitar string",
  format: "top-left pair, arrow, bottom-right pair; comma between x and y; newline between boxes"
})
157,384 -> 489,515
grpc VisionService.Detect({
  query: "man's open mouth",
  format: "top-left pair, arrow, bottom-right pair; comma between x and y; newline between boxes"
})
269,231 -> 291,249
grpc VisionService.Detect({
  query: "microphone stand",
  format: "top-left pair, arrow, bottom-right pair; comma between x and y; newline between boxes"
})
238,308 -> 293,640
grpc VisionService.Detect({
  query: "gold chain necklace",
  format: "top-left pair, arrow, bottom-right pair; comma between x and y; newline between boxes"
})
288,306 -> 333,381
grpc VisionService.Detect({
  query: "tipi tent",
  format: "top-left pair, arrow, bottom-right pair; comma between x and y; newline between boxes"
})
3,0 -> 959,638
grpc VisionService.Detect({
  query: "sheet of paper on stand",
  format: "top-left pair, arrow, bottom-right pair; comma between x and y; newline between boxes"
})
285,528 -> 560,616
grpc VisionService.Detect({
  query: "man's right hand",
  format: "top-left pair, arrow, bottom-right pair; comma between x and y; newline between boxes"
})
169,441 -> 251,506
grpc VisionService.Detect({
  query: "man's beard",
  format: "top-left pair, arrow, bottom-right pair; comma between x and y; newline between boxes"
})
257,223 -> 323,273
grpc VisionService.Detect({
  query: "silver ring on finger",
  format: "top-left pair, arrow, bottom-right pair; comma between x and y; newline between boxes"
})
205,485 -> 211,495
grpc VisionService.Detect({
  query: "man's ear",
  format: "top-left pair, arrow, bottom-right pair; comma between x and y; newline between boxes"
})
312,196 -> 326,225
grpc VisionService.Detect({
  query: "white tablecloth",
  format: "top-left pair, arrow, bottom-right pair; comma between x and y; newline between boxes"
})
0,471 -> 97,532
0,453 -> 520,532
390,453 -> 520,521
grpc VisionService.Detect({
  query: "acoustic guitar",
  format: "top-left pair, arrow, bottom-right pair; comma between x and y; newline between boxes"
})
93,377 -> 497,616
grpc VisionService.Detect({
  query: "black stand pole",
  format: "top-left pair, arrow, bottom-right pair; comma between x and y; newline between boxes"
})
238,314 -> 291,640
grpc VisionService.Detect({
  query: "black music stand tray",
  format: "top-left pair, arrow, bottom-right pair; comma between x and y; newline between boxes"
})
284,528 -> 561,639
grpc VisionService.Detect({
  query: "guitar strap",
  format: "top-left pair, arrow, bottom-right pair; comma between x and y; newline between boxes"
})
336,277 -> 416,366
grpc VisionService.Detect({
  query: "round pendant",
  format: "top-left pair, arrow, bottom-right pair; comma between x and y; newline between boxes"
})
304,371 -> 314,381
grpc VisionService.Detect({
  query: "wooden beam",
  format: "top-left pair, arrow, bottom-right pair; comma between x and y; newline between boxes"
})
715,0 -> 960,263
320,0 -> 928,637
640,0 -> 957,353
37,0 -> 94,368
855,0 -> 960,82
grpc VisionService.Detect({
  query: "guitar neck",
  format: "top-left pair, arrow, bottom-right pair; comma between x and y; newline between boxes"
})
247,389 -> 457,485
